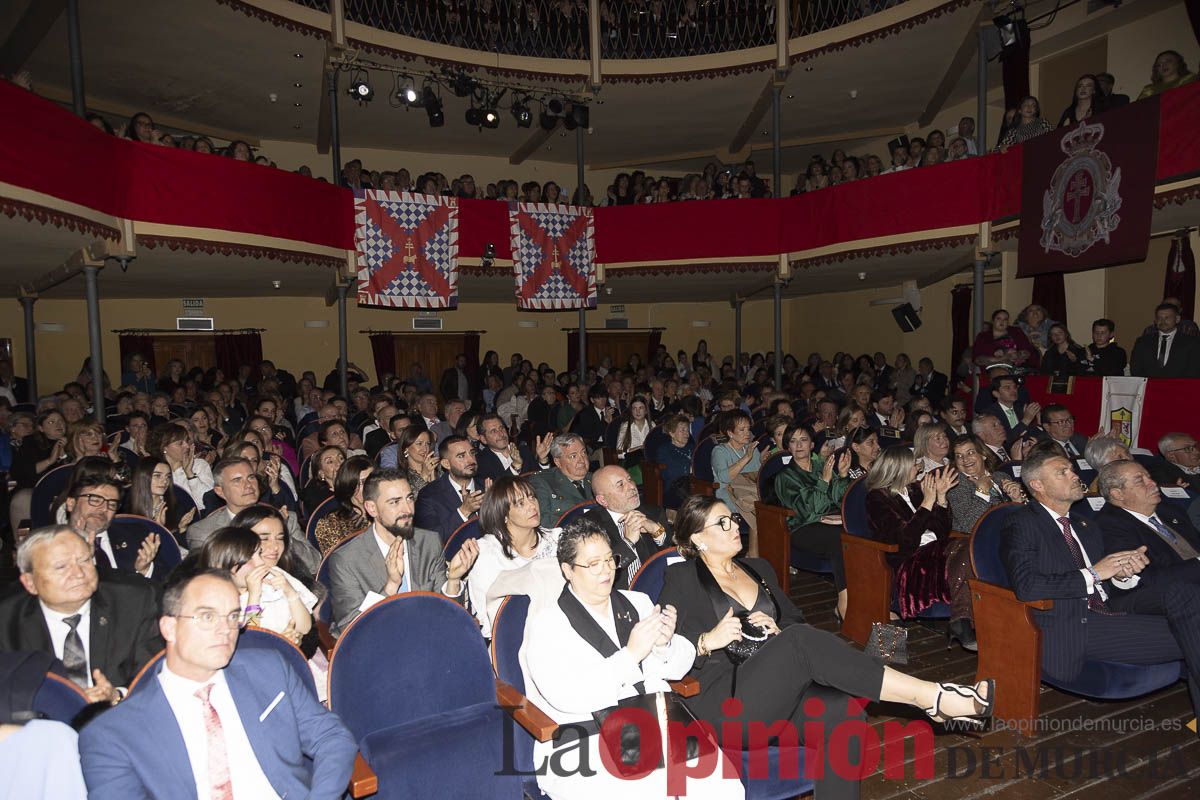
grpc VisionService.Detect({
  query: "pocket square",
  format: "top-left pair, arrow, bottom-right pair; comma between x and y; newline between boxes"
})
259,691 -> 285,722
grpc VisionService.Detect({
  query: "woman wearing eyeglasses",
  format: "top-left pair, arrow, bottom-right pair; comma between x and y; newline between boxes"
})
522,518 -> 745,800
149,422 -> 214,513
658,495 -> 995,800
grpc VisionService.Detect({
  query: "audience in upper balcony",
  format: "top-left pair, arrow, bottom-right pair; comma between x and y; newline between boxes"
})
998,96 -> 1055,148
1058,74 -> 1107,128
1138,49 -> 1196,100
1131,302 -> 1200,378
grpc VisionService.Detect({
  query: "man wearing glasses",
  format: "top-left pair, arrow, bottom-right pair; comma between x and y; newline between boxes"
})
0,526 -> 162,704
1151,433 -> 1200,493
1040,404 -> 1088,459
79,569 -> 356,799
65,476 -> 161,580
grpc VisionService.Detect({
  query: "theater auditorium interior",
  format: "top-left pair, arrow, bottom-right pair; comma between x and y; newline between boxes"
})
2,0 -> 1200,798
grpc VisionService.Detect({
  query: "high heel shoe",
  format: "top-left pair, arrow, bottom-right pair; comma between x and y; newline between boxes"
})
946,619 -> 978,652
833,607 -> 844,627
923,679 -> 995,728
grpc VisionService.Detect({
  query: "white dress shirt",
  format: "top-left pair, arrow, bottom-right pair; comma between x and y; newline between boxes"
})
157,665 -> 280,800
1037,503 -> 1138,594
1157,329 -> 1177,365
173,458 -> 215,512
41,600 -> 92,686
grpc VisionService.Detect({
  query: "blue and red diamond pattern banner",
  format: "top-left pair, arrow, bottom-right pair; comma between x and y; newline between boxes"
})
355,191 -> 459,309
510,203 -> 597,310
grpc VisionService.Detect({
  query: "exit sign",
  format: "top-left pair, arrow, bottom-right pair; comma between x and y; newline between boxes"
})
181,298 -> 205,317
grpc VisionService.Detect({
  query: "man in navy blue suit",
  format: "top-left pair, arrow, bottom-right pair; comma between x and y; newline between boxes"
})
414,435 -> 487,543
79,569 -> 357,799
1001,450 -> 1200,724
473,413 -> 546,483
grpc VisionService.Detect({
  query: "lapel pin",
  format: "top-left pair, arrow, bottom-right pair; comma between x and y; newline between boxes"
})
98,616 -> 108,627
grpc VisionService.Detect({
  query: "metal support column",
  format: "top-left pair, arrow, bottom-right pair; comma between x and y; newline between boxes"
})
773,282 -> 783,389
337,284 -> 349,399
976,26 -> 988,155
771,85 -> 782,199
734,300 -> 743,379
328,70 -> 342,184
83,265 -> 104,424
578,310 -> 587,385
576,126 -> 585,207
20,297 -> 37,400
66,0 -> 86,116
972,256 -> 986,398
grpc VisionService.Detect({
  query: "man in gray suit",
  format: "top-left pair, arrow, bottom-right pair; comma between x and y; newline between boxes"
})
527,433 -> 593,528
327,467 -> 479,637
187,457 -> 320,576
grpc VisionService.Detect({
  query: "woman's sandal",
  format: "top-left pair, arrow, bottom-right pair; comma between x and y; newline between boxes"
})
923,679 -> 995,728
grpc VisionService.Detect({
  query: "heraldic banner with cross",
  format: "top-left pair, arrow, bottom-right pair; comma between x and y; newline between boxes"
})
355,191 -> 459,309
1017,97 -> 1159,278
510,202 -> 597,310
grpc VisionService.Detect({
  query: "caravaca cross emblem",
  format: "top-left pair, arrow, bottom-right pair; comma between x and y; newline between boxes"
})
1039,119 -> 1123,257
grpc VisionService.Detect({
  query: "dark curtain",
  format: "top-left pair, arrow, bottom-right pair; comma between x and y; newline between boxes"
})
1164,236 -> 1196,319
214,332 -> 262,381
117,334 -> 157,376
369,334 -> 396,384
647,329 -> 662,364
566,330 -> 580,375
1000,24 -> 1031,113
1032,273 -> 1068,325
462,332 -> 481,403
950,286 -> 972,372
1188,0 -> 1200,49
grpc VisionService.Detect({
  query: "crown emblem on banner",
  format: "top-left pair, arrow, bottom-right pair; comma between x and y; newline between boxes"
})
1059,119 -> 1106,157
1040,120 -> 1122,258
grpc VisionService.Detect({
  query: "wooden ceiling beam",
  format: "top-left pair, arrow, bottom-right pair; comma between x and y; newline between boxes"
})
0,0 -> 65,75
509,119 -> 562,165
727,74 -> 779,158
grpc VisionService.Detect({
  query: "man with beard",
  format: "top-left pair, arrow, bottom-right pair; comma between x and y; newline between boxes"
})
65,475 -> 161,580
328,468 -> 478,636
414,435 -> 488,543
473,413 -> 547,482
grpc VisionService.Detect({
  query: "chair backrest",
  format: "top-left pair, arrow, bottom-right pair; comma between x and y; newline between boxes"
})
444,518 -> 482,562
1132,453 -> 1162,470
643,426 -> 669,464
33,672 -> 89,724
172,485 -> 198,521
329,593 -> 496,742
109,514 -> 183,572
757,451 -> 791,499
127,650 -> 167,694
298,455 -> 314,490
555,500 -> 597,528
489,593 -> 530,694
697,421 -> 718,443
840,477 -> 871,539
30,464 -> 73,528
691,435 -> 718,483
968,502 -> 1024,587
628,547 -> 680,602
305,496 -> 340,551
603,418 -> 622,449
238,627 -> 317,698
315,530 -> 365,624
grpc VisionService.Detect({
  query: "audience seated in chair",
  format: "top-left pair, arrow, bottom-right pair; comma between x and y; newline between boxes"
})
528,433 -> 594,528
313,455 -> 373,555
947,434 -> 1026,533
65,473 -> 162,581
711,410 -> 761,555
584,465 -> 671,590
1149,432 -> 1200,493
414,435 -> 486,544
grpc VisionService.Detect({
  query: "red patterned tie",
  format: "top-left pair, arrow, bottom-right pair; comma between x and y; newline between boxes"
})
195,684 -> 234,800
1056,516 -> 1108,614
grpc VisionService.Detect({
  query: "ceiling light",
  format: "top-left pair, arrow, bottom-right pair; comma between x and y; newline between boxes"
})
992,13 -> 1027,51
511,102 -> 532,128
294,102 -> 303,108
403,85 -> 419,104
564,104 -> 588,130
294,82 -> 303,88
348,75 -> 373,102
546,98 -> 564,116
539,111 -> 557,131
423,88 -> 444,127
482,108 -> 500,129
465,106 -> 484,127
451,73 -> 476,98
293,52 -> 304,58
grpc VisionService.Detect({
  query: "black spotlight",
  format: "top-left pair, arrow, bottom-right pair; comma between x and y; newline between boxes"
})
451,73 -> 476,98
511,102 -> 532,128
424,89 -> 444,127
348,76 -> 373,102
482,108 -> 500,129
539,111 -> 558,131
992,13 -> 1028,52
546,97 -> 564,116
465,106 -> 484,127
481,242 -> 496,268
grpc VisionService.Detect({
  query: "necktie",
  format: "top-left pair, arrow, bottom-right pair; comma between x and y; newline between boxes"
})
1149,515 -> 1200,560
195,684 -> 234,800
1003,406 -> 1018,428
1159,333 -> 1169,366
1056,516 -> 1108,612
572,480 -> 586,496
61,614 -> 88,688
995,446 -> 1010,464
618,517 -> 642,578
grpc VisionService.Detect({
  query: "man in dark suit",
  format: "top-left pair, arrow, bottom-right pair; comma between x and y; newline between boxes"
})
79,569 -> 357,799
362,402 -> 397,460
978,375 -> 1040,443
528,433 -> 593,528
568,384 -> 615,451
66,476 -> 165,581
1096,73 -> 1129,107
1,526 -> 162,701
1150,432 -> 1200,493
1131,303 -> 1200,377
1001,450 -> 1200,723
329,469 -> 477,636
1039,404 -> 1088,459
414,436 -> 485,543
584,465 -> 671,590
474,413 -> 544,482
910,357 -> 948,406
1096,461 -> 1200,593
439,353 -> 478,403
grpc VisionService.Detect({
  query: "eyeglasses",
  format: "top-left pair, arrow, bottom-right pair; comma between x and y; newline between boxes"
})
704,515 -> 737,532
572,554 -> 623,574
172,610 -> 242,630
77,493 -> 120,511
1167,444 -> 1199,455
1045,417 -> 1075,426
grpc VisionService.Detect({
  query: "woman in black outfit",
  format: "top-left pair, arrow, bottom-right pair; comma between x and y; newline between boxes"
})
1040,323 -> 1088,376
658,495 -> 994,800
10,410 -> 68,490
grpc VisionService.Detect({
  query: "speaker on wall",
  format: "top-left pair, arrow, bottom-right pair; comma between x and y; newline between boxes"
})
891,303 -> 922,332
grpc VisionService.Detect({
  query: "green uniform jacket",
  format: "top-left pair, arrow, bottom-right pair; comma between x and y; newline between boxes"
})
528,468 -> 594,528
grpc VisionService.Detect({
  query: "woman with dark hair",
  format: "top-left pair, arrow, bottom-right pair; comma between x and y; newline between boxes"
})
193,136 -> 216,154
313,455 -> 373,554
658,495 -> 994,800
127,456 -> 195,538
1058,74 -> 1107,128
542,181 -> 561,204
998,96 -> 1054,148
395,426 -> 438,494
1040,323 -> 1088,376
86,112 -> 114,135
149,421 -> 214,511
10,409 -> 68,489
188,405 -> 224,459
770,423 -> 852,620
303,444 -> 345,514
124,111 -> 155,143
225,140 -> 253,161
711,409 -> 761,554
480,350 -> 503,383
467,475 -> 560,637
841,427 -> 881,480
1137,49 -> 1196,99
155,358 -> 185,394
608,172 -> 637,205
615,395 -> 651,466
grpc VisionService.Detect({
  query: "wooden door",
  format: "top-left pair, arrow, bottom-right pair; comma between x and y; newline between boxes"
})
391,334 -> 464,401
587,332 -> 651,372
152,336 -> 217,375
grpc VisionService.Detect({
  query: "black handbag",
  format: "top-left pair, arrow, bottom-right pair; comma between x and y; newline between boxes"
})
864,621 -> 909,665
591,691 -> 708,775
723,612 -> 772,666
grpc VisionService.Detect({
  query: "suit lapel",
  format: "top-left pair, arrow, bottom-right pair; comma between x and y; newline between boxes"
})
1068,512 -> 1103,564
363,527 -> 389,590
138,666 -> 200,800
225,663 -> 281,789
18,594 -> 53,653
90,589 -> 112,679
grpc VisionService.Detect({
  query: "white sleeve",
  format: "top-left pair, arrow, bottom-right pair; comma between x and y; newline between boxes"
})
525,607 -> 643,717
466,547 -> 504,633
626,592 -> 695,683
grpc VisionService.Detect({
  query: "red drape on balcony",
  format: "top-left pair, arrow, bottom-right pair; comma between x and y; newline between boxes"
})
214,332 -> 263,380
1164,236 -> 1196,319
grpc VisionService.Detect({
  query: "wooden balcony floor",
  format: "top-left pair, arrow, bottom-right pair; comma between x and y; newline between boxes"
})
791,570 -> 1199,800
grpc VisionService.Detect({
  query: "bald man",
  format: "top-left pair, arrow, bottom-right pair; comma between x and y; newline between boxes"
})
583,465 -> 672,590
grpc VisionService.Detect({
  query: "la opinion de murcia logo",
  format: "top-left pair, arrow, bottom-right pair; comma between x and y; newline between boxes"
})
1039,120 -> 1123,257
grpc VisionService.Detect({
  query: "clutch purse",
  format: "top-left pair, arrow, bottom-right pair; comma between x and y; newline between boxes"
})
864,622 -> 909,665
724,612 -> 773,666
591,691 -> 707,775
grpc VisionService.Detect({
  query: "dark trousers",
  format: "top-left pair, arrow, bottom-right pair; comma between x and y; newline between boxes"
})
1105,581 -> 1200,722
791,521 -> 847,592
693,624 -> 885,800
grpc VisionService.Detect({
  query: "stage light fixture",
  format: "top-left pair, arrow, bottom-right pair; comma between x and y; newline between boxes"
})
546,98 -> 564,116
539,111 -> 558,131
992,12 -> 1027,52
423,88 -> 444,127
348,74 -> 374,102
482,107 -> 500,128
402,84 -> 420,105
570,104 -> 589,128
511,102 -> 532,128
451,73 -> 476,98
465,106 -> 484,127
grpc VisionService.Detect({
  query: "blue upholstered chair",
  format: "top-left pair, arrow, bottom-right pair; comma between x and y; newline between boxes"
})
554,500 -> 597,528
305,496 -> 339,550
689,435 -> 719,497
238,627 -> 317,698
753,453 -> 833,596
108,514 -> 183,574
171,485 -> 198,525
443,518 -> 481,562
33,672 -> 89,724
628,547 -> 682,599
330,593 -> 521,800
30,464 -> 72,528
968,502 -> 1183,730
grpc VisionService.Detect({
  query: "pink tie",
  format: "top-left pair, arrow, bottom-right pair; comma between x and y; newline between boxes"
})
195,684 -> 234,800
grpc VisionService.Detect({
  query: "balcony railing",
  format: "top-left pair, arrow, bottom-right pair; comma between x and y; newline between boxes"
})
290,0 -> 908,60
